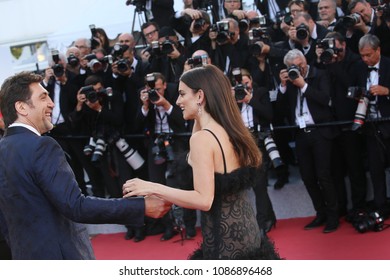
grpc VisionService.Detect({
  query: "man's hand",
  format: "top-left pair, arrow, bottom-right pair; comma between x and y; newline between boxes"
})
144,196 -> 172,219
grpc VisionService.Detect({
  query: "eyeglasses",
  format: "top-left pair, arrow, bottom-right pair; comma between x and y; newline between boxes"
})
144,29 -> 157,37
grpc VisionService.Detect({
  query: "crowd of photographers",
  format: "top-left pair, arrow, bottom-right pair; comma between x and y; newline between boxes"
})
30,0 -> 390,246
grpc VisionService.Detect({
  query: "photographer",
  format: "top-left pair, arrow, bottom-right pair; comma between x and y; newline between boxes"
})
140,22 -> 160,62
315,32 -> 368,218
278,49 -> 339,233
232,68 -> 277,234
41,50 -> 91,197
183,49 -> 212,72
209,17 -> 251,75
354,34 -> 390,218
136,72 -> 188,241
128,0 -> 174,28
149,26 -> 186,84
317,0 -> 338,30
170,8 -> 212,58
70,75 -> 133,199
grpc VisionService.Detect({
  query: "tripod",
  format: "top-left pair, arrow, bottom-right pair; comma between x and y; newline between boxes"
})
130,6 -> 148,48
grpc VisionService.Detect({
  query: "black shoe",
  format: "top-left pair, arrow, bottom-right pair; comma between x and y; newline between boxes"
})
263,218 -> 277,233
160,228 -> 178,241
304,216 -> 326,230
124,229 -> 134,240
274,178 -> 288,190
185,226 -> 197,239
134,228 -> 145,242
323,221 -> 339,233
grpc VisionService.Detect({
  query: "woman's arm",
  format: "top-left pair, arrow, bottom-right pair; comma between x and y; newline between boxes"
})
123,131 -> 215,211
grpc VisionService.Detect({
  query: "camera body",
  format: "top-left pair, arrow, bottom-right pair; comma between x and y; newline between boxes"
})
193,18 -> 206,32
160,38 -> 175,55
80,85 -> 113,103
211,21 -> 232,44
145,73 -> 160,102
67,53 -> 79,67
295,23 -> 309,40
152,134 -> 175,165
352,211 -> 385,233
276,8 -> 292,25
340,13 -> 361,28
346,86 -> 369,99
248,27 -> 270,56
287,64 -> 301,80
317,38 -> 342,64
187,54 -> 208,68
232,68 -> 248,102
51,50 -> 65,77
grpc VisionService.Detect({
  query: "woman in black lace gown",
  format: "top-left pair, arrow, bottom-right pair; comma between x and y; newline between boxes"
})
123,65 -> 280,260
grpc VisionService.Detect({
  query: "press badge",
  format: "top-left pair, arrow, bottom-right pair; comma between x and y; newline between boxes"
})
297,116 -> 306,128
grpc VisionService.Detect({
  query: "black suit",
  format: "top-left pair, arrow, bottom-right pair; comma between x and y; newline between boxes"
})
148,0 -> 175,28
278,66 -> 339,222
325,50 -> 368,213
355,56 -> 390,215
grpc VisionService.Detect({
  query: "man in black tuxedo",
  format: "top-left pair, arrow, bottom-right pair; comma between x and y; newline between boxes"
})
315,31 -> 368,217
136,72 -> 188,241
278,49 -> 339,233
355,34 -> 390,217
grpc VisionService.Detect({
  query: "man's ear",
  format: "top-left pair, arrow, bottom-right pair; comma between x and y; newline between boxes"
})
15,101 -> 28,116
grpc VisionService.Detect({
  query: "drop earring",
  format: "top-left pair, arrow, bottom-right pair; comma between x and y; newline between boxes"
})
197,102 -> 202,116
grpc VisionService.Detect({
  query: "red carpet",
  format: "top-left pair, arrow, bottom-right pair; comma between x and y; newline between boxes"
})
91,217 -> 390,260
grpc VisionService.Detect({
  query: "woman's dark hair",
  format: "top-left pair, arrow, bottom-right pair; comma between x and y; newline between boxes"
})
96,28 -> 110,53
180,65 -> 261,168
0,72 -> 42,127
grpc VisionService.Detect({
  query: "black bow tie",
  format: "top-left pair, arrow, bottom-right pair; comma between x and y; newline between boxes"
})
368,67 -> 378,72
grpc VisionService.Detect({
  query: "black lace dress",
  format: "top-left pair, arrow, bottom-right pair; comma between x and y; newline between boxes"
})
188,130 -> 281,260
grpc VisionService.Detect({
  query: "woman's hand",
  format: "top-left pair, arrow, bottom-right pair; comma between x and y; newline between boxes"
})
123,178 -> 157,198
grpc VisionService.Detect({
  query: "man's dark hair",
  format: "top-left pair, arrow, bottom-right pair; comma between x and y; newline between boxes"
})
0,71 -> 42,128
325,31 -> 346,43
84,75 -> 103,87
348,0 -> 368,12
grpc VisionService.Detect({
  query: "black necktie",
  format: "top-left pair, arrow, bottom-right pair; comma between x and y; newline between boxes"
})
368,67 -> 378,72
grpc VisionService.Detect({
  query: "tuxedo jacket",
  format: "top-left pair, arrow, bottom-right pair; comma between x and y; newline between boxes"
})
277,66 -> 336,139
149,0 -> 175,28
0,127 -> 145,259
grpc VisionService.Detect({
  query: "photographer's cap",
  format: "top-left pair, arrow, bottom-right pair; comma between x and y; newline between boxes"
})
158,27 -> 177,39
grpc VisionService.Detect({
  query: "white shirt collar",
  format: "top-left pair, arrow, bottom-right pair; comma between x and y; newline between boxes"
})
9,122 -> 41,136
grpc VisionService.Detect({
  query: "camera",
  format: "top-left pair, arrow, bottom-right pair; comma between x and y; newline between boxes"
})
115,137 -> 145,170
193,18 -> 206,32
116,58 -> 130,72
295,23 -> 309,40
187,54 -> 208,68
232,68 -> 248,102
51,50 -> 65,77
160,38 -> 175,55
340,13 -> 361,28
152,134 -> 175,165
89,24 -> 99,49
287,65 -> 301,80
376,3 -> 390,21
145,73 -> 160,102
80,85 -> 113,103
352,211 -> 385,233
317,38 -> 342,64
126,0 -> 146,12
86,54 -> 104,72
67,53 -> 79,67
111,43 -> 129,60
248,28 -> 270,56
91,137 -> 106,163
210,21 -> 232,44
346,87 -> 372,131
276,8 -> 292,25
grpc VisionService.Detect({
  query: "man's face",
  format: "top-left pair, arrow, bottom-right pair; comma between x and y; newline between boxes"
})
359,46 -> 380,66
318,1 -> 336,22
224,0 -> 241,14
122,48 -> 134,66
290,3 -> 305,17
143,25 -> 159,44
293,17 -> 313,35
118,33 -> 135,49
334,39 -> 346,62
25,83 -> 54,134
351,2 -> 372,24
74,39 -> 91,57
